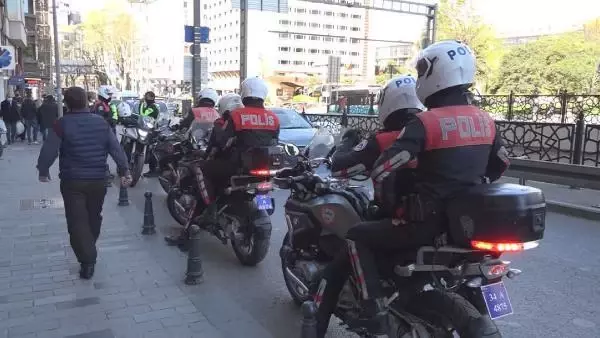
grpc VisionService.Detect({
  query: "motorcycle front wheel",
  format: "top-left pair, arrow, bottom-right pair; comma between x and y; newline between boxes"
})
166,188 -> 194,225
129,152 -> 145,187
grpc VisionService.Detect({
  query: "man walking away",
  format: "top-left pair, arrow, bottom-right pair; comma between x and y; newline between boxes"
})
22,91 -> 39,144
37,95 -> 59,141
36,86 -> 131,279
1,96 -> 19,144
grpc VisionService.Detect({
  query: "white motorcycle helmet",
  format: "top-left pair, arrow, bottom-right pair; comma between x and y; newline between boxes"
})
218,93 -> 244,115
198,88 -> 219,106
97,85 -> 114,100
117,101 -> 132,118
240,77 -> 268,101
377,75 -> 425,125
414,40 -> 476,104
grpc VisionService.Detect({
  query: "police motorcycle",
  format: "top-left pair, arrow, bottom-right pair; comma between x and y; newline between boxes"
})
119,112 -> 157,187
155,119 -> 211,193
165,128 -> 290,266
275,129 -> 546,337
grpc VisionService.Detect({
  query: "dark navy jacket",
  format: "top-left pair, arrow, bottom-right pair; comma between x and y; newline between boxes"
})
36,109 -> 129,180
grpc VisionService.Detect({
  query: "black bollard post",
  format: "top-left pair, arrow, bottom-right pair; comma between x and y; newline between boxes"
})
117,186 -> 129,206
184,224 -> 204,285
141,192 -> 156,235
300,301 -> 318,338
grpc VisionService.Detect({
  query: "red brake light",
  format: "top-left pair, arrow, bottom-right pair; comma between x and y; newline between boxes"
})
250,169 -> 271,176
471,241 -> 539,252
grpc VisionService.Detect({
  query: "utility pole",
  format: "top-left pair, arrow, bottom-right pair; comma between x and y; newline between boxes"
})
191,0 -> 201,104
239,0 -> 248,90
52,0 -> 63,116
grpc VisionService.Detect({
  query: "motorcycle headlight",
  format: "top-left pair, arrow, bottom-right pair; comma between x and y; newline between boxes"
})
142,116 -> 156,129
138,129 -> 149,140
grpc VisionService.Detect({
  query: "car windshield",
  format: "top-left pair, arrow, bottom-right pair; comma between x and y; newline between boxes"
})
270,108 -> 312,129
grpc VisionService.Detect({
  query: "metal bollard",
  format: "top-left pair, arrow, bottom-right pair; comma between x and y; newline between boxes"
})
141,192 -> 156,235
300,301 -> 318,338
117,186 -> 129,206
184,224 -> 204,285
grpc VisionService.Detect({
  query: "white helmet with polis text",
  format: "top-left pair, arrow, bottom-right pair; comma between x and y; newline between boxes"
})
218,93 -> 244,115
97,85 -> 113,100
240,76 -> 268,101
415,40 -> 476,104
377,75 -> 425,125
198,88 -> 219,106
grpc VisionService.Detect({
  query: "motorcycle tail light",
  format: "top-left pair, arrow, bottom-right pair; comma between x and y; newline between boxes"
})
470,240 -> 539,252
250,169 -> 274,176
480,262 -> 510,279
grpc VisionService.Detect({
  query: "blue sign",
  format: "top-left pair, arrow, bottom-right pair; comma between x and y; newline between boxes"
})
481,282 -> 514,320
199,26 -> 210,44
184,26 -> 210,44
8,76 -> 24,86
184,25 -> 194,43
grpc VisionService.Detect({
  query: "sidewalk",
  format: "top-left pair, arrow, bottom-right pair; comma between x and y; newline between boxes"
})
0,144 -> 233,338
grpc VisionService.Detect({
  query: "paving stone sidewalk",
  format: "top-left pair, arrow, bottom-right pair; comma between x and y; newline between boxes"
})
0,144 -> 232,338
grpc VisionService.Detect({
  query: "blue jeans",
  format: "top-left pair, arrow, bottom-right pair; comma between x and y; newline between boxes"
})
6,122 -> 17,144
25,119 -> 38,143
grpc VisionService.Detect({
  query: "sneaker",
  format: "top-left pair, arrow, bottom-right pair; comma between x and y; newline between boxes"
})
79,263 -> 95,279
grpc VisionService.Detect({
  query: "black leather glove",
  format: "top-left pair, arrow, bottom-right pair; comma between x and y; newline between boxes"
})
341,128 -> 362,144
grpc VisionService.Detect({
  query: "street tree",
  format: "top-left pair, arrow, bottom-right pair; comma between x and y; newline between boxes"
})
81,1 -> 137,90
490,32 -> 600,94
436,0 -> 502,90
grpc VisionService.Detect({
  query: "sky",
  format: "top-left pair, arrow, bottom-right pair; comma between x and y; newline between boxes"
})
70,0 -> 600,39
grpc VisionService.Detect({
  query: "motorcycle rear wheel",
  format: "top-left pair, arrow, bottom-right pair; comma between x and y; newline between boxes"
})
230,215 -> 270,266
405,290 -> 501,338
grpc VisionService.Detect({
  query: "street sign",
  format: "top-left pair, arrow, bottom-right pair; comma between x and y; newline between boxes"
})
184,25 -> 194,43
199,27 -> 210,44
8,76 -> 24,86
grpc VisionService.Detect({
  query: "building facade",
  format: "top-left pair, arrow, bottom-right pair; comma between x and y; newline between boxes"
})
1,0 -> 28,99
23,0 -> 52,97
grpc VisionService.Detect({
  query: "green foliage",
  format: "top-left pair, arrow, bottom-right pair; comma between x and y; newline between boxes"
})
436,0 -> 503,90
490,32 -> 600,94
375,63 -> 414,85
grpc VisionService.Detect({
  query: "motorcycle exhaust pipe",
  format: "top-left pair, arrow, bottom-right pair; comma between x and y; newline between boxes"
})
285,267 -> 310,294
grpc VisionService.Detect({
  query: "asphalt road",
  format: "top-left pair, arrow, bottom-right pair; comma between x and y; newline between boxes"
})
123,175 -> 600,338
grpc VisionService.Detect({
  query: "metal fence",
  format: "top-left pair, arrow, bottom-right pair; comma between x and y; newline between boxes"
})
303,93 -> 600,166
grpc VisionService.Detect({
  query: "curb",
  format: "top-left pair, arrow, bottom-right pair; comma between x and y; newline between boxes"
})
547,200 -> 600,221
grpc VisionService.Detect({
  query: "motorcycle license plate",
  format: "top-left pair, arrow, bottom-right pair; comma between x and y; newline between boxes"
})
480,281 -> 514,320
254,195 -> 273,210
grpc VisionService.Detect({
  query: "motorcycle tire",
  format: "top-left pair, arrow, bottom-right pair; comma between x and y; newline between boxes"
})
231,214 -> 271,266
406,290 -> 502,338
280,233 -> 312,306
129,153 -> 144,187
158,169 -> 175,193
166,188 -> 188,226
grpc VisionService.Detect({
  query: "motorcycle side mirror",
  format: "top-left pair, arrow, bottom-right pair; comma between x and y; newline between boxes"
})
283,144 -> 300,157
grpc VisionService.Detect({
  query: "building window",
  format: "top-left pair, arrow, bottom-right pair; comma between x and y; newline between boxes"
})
295,34 -> 305,40
310,23 -> 320,28
309,49 -> 319,54
338,13 -> 347,18
351,27 -> 360,32
278,60 -> 290,65
279,33 -> 290,39
279,20 -> 290,25
322,49 -> 332,54
324,24 -> 334,29
294,47 -> 305,53
350,51 -> 359,56
338,25 -> 347,31
351,14 -> 361,19
279,46 -> 290,52
323,37 -> 333,42
295,8 -> 306,13
309,36 -> 320,41
310,9 -> 320,15
350,38 -> 360,44
338,50 -> 347,55
295,21 -> 306,27
324,11 -> 333,16
339,37 -> 347,43
294,60 -> 305,65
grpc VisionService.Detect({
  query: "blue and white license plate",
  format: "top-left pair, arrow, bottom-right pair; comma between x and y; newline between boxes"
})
254,195 -> 273,210
481,281 -> 514,320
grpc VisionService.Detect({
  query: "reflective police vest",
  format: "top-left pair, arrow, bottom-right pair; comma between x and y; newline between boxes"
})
138,102 -> 155,117
191,107 -> 219,123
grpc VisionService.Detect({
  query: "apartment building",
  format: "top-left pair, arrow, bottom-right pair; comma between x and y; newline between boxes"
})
194,0 -> 369,93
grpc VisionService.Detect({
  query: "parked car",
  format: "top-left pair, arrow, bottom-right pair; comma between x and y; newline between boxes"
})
269,107 -> 317,150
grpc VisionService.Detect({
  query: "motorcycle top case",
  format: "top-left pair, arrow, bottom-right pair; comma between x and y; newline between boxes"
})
445,183 -> 546,246
240,146 -> 285,172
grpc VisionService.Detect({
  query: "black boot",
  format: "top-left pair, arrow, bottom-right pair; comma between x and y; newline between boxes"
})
79,263 -> 95,279
358,298 -> 390,337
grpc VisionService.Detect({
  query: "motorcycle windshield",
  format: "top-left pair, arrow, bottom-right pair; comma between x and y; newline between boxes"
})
138,116 -> 156,130
188,120 -> 213,144
305,128 -> 335,159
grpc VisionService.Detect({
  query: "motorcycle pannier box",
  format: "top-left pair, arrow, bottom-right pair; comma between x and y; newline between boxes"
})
445,183 -> 546,247
240,146 -> 285,172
